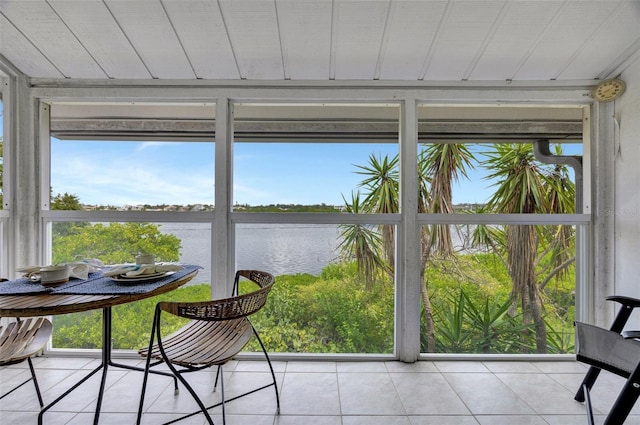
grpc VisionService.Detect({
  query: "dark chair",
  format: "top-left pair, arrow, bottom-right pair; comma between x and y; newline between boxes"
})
0,317 -> 52,407
575,295 -> 640,425
136,270 -> 279,425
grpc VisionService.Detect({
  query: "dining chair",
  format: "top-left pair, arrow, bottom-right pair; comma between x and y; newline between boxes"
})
0,317 -> 53,407
136,269 -> 279,425
574,295 -> 640,425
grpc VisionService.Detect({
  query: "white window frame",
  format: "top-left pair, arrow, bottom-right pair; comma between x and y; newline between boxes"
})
22,84 -> 592,361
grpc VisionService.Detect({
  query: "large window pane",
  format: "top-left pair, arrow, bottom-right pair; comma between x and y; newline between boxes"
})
420,224 -> 576,354
50,139 -> 214,209
233,103 -> 399,211
418,142 -> 579,210
417,105 -> 583,210
234,142 -> 398,209
237,223 -> 395,354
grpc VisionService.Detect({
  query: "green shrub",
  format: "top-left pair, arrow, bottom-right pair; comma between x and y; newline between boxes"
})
53,256 -> 575,354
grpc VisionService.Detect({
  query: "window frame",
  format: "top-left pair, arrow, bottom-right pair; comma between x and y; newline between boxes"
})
25,87 -> 591,361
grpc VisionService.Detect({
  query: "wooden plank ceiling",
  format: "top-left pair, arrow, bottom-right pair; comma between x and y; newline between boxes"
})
0,0 -> 639,82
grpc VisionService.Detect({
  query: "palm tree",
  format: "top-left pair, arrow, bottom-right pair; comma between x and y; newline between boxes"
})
355,154 -> 399,268
338,191 -> 390,288
419,143 -> 475,352
479,143 -> 575,353
341,146 -> 474,352
538,145 -> 576,288
343,142 -> 574,353
422,143 -> 475,254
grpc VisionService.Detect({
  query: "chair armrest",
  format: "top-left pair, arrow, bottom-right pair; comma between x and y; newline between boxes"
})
622,330 -> 640,340
605,296 -> 640,333
607,295 -> 640,308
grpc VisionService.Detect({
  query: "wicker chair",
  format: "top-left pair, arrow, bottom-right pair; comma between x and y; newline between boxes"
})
136,270 -> 279,425
0,317 -> 52,407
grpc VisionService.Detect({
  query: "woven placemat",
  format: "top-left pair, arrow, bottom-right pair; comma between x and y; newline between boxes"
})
0,277 -> 54,295
0,272 -> 107,295
52,265 -> 202,295
0,265 -> 201,296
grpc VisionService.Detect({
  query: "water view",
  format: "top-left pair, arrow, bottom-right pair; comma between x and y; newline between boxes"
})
159,222 -> 343,284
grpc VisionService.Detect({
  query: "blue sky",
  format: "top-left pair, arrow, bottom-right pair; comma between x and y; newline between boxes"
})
48,139 -> 509,206
51,139 -> 406,206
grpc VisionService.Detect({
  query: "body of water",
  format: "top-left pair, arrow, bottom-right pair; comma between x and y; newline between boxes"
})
158,223 -> 343,284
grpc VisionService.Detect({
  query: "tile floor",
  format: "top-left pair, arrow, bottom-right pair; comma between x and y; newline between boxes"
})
1,356 -> 638,425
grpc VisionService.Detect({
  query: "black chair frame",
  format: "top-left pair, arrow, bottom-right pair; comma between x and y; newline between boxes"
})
136,270 -> 279,425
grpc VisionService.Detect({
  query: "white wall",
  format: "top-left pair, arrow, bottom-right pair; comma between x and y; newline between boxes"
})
614,58 -> 640,322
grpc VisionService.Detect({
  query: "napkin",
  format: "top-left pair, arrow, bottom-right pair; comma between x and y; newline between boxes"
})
103,263 -> 183,277
68,259 -> 105,280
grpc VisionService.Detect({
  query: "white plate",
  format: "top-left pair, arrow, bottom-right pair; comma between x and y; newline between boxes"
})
110,271 -> 175,282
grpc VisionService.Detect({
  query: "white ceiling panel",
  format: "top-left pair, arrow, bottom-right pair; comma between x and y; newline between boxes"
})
377,1 -> 448,80
333,1 -> 389,79
0,14 -> 63,78
0,0 -> 639,83
47,0 -> 150,79
104,0 -> 195,79
515,1 -> 623,80
162,0 -> 239,79
469,1 -> 565,80
425,1 -> 507,80
220,0 -> 284,80
558,1 -> 640,79
277,0 -> 333,80
0,0 -> 106,78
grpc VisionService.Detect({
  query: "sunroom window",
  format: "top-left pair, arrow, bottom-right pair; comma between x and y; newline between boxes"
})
417,105 -> 586,355
232,103 -> 400,354
41,100 -> 589,356
45,102 -> 215,350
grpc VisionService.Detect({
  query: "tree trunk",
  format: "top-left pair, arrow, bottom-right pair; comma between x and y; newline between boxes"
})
508,225 -> 547,353
527,279 -> 547,353
420,276 -> 436,352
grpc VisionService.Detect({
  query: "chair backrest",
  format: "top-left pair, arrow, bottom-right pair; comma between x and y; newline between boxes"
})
0,317 -> 53,366
575,321 -> 640,377
157,270 -> 275,321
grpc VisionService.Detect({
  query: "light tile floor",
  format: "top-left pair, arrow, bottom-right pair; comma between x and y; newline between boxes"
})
1,357 -> 639,424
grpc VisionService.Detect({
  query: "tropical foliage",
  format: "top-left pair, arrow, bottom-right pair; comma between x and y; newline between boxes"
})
51,142 -> 577,355
52,258 -> 574,354
339,143 -> 576,354
52,222 -> 181,265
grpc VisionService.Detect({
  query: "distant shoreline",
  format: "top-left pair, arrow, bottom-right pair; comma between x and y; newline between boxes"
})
79,202 -> 485,213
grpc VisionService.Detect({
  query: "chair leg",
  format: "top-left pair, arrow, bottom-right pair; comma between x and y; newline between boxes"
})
171,366 -> 216,425
27,357 -> 45,408
575,366 -> 601,402
220,366 -> 226,425
253,327 -> 280,414
0,357 -> 43,407
0,375 -> 33,401
582,384 -> 595,425
137,318 -> 157,425
603,368 -> 640,425
213,365 -> 221,392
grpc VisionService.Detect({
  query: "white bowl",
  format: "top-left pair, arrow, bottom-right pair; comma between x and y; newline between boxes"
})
40,265 -> 70,285
135,254 -> 156,265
